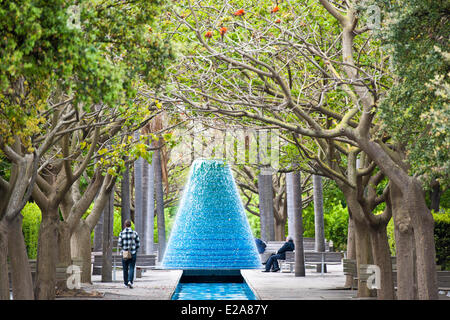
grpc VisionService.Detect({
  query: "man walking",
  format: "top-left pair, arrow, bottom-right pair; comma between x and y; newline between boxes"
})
118,220 -> 140,288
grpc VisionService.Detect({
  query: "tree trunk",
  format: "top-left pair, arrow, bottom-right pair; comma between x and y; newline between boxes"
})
57,220 -> 72,266
134,156 -> 144,247
339,184 -> 375,297
346,194 -> 375,297
390,183 -> 417,299
93,154 -> 103,252
341,180 -> 393,299
8,215 -> 34,299
154,149 -> 166,260
101,187 -> 114,282
70,174 -> 116,284
93,210 -> 103,252
394,222 -> 416,299
0,219 -> 9,300
141,158 -> 154,254
287,183 -> 296,239
429,181 -> 441,213
313,175 -> 326,273
286,171 -> 305,277
34,205 -> 59,300
344,214 -> 356,288
358,138 -> 438,299
274,217 -> 286,241
71,221 -> 93,284
121,160 -> 131,228
258,170 -> 275,241
353,217 -> 375,298
146,157 -> 155,255
408,181 -> 438,300
370,224 -> 395,300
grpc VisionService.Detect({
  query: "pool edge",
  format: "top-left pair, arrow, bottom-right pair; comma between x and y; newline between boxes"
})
168,270 -> 184,300
240,270 -> 262,301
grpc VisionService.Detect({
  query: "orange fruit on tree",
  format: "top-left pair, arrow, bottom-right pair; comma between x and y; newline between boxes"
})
234,9 -> 245,16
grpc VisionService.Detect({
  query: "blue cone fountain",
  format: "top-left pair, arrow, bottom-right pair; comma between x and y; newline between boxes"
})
162,159 -> 262,270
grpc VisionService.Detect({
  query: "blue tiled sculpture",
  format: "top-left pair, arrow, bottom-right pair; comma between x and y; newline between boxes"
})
161,159 -> 262,269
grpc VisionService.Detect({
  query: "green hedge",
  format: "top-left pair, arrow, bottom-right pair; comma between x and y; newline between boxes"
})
302,202 -> 349,252
21,202 -> 41,259
386,209 -> 450,270
387,218 -> 396,255
434,210 -> 450,270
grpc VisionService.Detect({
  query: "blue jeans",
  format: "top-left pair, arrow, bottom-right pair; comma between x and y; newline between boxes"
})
122,253 -> 137,285
265,254 -> 282,271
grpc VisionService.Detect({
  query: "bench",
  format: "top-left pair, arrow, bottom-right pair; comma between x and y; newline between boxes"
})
342,258 -> 450,293
303,252 -> 343,275
91,253 -> 156,278
343,259 -> 358,289
436,271 -> 450,290
345,257 -> 400,289
7,258 -> 83,289
278,251 -> 342,274
260,238 -> 332,264
93,235 -> 157,277
391,269 -> 450,290
280,251 -> 295,273
133,255 -> 157,278
343,261 -> 379,291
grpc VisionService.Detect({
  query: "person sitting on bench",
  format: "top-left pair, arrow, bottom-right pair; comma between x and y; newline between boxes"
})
262,236 -> 295,272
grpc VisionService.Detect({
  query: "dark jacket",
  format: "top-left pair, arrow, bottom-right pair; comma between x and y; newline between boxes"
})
255,238 -> 267,254
277,240 -> 295,259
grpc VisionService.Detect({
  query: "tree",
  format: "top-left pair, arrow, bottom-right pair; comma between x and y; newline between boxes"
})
235,165 -> 285,240
160,0 -> 440,299
376,0 -> 449,190
0,0 -> 172,299
148,113 -> 169,260
121,160 -> 131,227
286,170 -> 305,277
69,168 -> 117,284
291,133 -> 391,297
313,175 -> 326,273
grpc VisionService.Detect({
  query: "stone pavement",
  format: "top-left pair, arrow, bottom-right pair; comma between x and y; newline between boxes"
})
71,264 -> 357,300
77,269 -> 182,300
241,265 -> 356,300
68,264 -> 449,300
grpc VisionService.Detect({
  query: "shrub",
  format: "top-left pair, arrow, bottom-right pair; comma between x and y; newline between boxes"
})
324,203 -> 349,252
384,209 -> 450,270
433,209 -> 450,270
302,202 -> 349,252
155,206 -> 178,243
113,208 -> 123,237
387,218 -> 396,255
21,202 -> 42,259
247,213 -> 261,239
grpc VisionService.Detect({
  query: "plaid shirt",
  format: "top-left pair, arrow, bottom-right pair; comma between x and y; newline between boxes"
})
118,227 -> 140,255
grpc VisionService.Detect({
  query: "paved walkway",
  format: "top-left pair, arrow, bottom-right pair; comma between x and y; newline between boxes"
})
72,264 -> 356,300
242,265 -> 356,300
69,264 -> 449,300
78,269 -> 182,300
